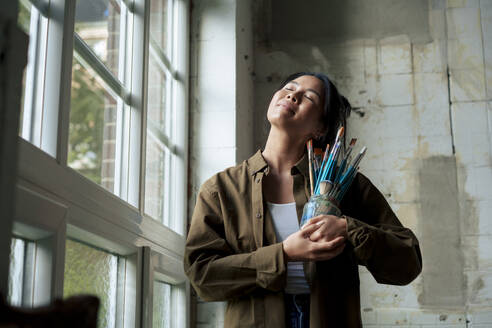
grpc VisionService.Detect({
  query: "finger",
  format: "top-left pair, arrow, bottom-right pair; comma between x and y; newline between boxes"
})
300,223 -> 320,237
301,215 -> 325,229
308,215 -> 325,224
313,236 -> 345,252
310,227 -> 347,243
309,230 -> 321,242
309,225 -> 328,242
327,236 -> 346,248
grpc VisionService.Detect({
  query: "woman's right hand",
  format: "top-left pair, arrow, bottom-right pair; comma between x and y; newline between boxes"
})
282,223 -> 346,262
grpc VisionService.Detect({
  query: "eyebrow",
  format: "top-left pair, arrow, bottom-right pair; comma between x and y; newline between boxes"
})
287,81 -> 322,100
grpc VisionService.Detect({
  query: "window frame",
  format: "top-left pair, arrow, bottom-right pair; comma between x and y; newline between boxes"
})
9,0 -> 190,326
141,246 -> 188,328
11,184 -> 68,305
142,0 -> 189,235
63,230 -> 141,328
19,0 -> 49,146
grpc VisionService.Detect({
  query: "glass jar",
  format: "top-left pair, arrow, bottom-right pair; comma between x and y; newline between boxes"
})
300,194 -> 342,228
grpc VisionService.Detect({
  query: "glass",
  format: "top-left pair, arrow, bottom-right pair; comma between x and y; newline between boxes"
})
17,0 -> 32,139
17,0 -> 30,131
153,280 -> 171,328
68,55 -> 117,193
17,0 -> 31,33
74,0 -> 122,77
64,239 -> 118,328
149,0 -> 171,59
147,55 -> 170,132
144,137 -> 169,224
8,237 -> 36,307
144,48 -> 172,225
300,195 -> 342,228
8,238 -> 25,306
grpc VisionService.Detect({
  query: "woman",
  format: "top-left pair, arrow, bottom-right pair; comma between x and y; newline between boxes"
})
184,72 -> 422,328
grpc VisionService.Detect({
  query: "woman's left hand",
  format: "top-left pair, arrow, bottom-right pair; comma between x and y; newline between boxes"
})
302,215 -> 348,243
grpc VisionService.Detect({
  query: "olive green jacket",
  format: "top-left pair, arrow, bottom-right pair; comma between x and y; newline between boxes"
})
184,149 -> 422,327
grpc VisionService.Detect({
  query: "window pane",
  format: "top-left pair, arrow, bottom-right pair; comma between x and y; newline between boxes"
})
153,280 -> 171,328
144,136 -> 169,224
8,237 -> 36,307
150,0 -> 171,59
145,54 -> 172,224
68,56 -> 117,193
8,238 -> 25,306
75,0 -> 122,77
17,1 -> 30,139
64,239 -> 118,328
17,0 -> 47,146
17,0 -> 31,33
147,55 -> 170,131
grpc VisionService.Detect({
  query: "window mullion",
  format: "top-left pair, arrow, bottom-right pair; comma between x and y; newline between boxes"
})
115,3 -> 130,200
147,120 -> 174,154
149,38 -> 175,78
21,241 -> 36,307
129,0 -> 149,210
73,34 -> 131,105
138,0 -> 150,216
115,257 -> 126,327
29,0 -> 49,16
41,0 -> 74,160
171,0 -> 189,236
141,246 -> 153,328
21,6 -> 42,144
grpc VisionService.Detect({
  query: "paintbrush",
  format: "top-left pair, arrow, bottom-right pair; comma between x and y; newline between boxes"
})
307,139 -> 315,196
333,138 -> 357,184
313,148 -> 323,181
315,144 -> 330,193
325,127 -> 344,177
339,146 -> 367,188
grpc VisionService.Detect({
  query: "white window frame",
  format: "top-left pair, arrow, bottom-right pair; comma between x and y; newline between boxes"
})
65,225 -> 141,328
11,184 -> 67,305
142,0 -> 188,236
141,246 -> 188,328
19,0 -> 48,147
9,0 -> 190,326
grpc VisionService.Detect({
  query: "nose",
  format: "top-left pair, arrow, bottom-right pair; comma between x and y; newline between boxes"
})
287,92 -> 298,103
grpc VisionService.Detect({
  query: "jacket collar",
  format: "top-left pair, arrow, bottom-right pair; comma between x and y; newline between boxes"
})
247,148 -> 309,178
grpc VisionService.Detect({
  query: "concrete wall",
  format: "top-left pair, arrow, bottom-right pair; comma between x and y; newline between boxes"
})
189,0 -> 492,326
252,0 -> 492,326
188,0 -> 254,326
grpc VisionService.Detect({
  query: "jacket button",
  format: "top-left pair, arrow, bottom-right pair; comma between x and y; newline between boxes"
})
256,213 -> 262,218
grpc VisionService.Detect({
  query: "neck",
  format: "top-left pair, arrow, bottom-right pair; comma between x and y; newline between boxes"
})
262,127 -> 307,175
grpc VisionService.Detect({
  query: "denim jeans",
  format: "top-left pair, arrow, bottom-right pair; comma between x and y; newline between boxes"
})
284,293 -> 310,328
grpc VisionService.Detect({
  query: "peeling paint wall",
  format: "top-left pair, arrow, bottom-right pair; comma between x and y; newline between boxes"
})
419,156 -> 464,307
251,0 -> 492,326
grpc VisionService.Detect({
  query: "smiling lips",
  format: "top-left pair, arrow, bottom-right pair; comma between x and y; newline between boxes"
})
277,100 -> 296,114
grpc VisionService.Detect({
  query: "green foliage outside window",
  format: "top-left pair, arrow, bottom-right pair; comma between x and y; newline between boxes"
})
68,59 -> 105,185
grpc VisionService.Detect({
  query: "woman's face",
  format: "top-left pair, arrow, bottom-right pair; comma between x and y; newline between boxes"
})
267,75 -> 326,140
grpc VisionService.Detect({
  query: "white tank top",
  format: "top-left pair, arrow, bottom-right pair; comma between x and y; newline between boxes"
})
266,201 -> 310,294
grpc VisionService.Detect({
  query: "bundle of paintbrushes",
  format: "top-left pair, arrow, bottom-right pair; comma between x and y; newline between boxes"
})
300,127 -> 367,228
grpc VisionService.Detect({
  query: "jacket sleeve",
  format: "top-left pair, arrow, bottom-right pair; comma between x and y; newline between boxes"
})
342,173 -> 423,285
184,182 -> 287,302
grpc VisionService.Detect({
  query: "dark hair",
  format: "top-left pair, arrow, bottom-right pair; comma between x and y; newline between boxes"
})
278,72 -> 352,151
